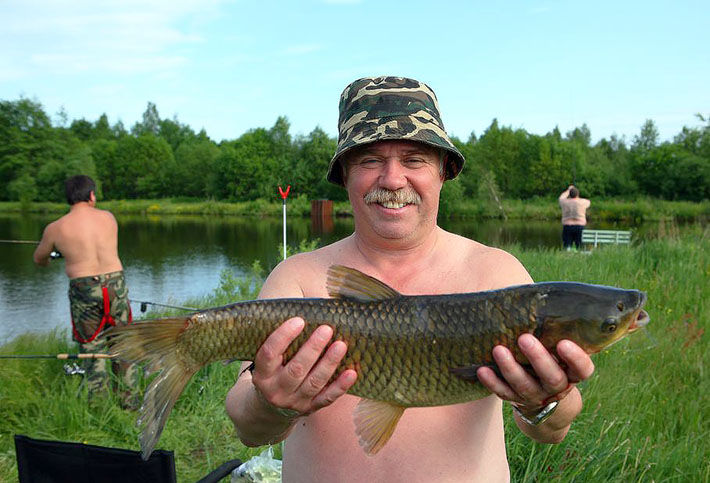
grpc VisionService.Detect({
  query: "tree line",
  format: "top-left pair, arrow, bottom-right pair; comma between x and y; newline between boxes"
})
1,98 -> 709,206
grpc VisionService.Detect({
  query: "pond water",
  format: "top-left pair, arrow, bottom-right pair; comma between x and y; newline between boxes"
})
0,211 -> 670,345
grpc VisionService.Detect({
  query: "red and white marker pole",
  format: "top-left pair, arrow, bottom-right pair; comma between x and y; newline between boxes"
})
278,185 -> 291,260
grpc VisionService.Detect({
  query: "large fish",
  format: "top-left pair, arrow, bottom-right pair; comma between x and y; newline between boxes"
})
106,265 -> 650,459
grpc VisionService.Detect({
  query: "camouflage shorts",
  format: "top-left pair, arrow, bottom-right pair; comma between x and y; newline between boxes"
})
68,271 -> 137,403
68,270 -> 131,342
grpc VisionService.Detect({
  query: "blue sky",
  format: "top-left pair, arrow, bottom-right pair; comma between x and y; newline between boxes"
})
1,0 -> 708,144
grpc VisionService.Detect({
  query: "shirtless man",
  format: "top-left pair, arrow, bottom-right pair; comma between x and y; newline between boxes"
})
34,175 -> 135,404
559,185 -> 591,250
226,77 -> 595,482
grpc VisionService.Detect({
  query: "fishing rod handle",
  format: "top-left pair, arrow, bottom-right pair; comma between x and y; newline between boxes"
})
57,353 -> 113,359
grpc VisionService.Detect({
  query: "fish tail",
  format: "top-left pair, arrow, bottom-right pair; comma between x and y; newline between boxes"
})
105,317 -> 199,460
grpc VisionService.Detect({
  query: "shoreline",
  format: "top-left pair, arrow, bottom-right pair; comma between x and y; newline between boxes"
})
1,198 -> 709,222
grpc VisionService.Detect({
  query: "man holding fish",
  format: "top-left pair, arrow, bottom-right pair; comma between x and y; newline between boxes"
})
226,77 -> 598,481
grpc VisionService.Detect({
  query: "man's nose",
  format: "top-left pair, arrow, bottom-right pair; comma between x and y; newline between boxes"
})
379,160 -> 407,189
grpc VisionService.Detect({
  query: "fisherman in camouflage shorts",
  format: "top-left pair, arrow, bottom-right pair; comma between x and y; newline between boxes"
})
34,175 -> 138,409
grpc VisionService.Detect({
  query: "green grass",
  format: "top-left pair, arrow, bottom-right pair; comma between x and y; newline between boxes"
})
1,231 -> 709,481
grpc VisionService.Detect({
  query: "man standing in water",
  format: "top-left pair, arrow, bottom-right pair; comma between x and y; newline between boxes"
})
34,175 -> 135,407
226,77 -> 595,481
559,185 -> 591,250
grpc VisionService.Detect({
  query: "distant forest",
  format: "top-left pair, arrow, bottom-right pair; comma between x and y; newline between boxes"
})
1,98 -> 709,204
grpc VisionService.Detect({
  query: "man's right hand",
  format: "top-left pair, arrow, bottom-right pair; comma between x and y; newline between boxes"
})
250,317 -> 357,418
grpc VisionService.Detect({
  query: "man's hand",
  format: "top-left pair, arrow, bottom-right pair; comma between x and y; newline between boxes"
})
477,334 -> 594,442
251,317 -> 357,418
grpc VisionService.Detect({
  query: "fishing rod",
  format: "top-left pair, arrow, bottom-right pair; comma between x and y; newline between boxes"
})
0,239 -> 62,258
0,239 -> 39,244
0,353 -> 112,360
130,299 -> 198,312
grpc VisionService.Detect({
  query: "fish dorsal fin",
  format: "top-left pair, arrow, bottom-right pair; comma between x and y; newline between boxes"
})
327,265 -> 401,302
353,399 -> 406,455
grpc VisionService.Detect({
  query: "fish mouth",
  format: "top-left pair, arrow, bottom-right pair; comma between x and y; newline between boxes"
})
628,309 -> 650,332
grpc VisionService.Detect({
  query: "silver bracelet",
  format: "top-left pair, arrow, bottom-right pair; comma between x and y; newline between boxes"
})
512,401 -> 559,426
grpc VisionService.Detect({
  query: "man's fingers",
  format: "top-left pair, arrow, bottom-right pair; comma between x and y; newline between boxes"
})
312,369 -> 357,410
298,340 -> 347,398
518,334 -> 569,396
491,344 -> 543,404
279,325 -> 334,392
476,365 -> 518,402
556,339 -> 595,383
254,317 -> 305,375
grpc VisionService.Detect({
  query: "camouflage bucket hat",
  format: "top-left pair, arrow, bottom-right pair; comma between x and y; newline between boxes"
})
327,76 -> 465,186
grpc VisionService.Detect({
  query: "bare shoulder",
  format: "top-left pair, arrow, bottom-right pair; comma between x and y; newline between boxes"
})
260,239 -> 349,299
96,208 -> 118,224
443,231 -> 533,290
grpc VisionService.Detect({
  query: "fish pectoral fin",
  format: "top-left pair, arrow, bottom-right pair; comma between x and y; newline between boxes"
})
327,265 -> 401,302
449,363 -> 501,383
353,399 -> 406,456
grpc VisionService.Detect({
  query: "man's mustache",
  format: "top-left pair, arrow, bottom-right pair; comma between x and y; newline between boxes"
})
364,188 -> 422,205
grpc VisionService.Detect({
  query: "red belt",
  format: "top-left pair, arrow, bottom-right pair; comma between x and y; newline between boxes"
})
71,286 -> 132,343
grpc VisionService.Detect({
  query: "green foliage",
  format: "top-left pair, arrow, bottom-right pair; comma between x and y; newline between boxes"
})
438,177 -> 465,218
1,97 -> 709,204
212,261 -> 265,304
7,173 -> 38,209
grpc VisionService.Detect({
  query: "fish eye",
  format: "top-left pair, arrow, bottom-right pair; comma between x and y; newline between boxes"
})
602,318 -> 618,333
617,302 -> 625,312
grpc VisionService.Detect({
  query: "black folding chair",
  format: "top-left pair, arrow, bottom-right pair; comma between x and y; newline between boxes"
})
14,434 -> 242,483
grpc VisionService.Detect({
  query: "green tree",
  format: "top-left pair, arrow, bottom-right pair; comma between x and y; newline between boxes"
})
632,119 -> 659,154
160,116 -> 198,152
132,102 -> 161,137
291,127 -> 343,200
214,127 -> 282,201
110,134 -> 175,198
173,140 -> 220,197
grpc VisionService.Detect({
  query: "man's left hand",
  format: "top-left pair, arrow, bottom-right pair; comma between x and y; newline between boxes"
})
477,333 -> 595,415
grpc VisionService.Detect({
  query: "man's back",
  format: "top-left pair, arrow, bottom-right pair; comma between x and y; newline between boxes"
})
559,197 -> 590,225
44,205 -> 123,278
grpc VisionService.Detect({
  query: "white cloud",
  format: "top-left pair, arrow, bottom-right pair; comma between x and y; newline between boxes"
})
0,0 -> 227,77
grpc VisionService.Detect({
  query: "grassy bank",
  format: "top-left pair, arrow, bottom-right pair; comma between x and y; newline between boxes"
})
1,197 -> 709,222
1,231 -> 709,481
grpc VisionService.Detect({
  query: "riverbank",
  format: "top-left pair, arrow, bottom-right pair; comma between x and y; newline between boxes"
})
1,231 -> 708,481
1,197 -> 709,222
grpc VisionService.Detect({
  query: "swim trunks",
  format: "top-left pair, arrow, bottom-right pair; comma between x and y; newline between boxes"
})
68,270 -> 131,342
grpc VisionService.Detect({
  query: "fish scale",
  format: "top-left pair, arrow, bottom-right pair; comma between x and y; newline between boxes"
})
107,265 -> 649,459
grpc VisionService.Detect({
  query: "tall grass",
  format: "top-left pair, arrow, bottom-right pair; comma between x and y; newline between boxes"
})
505,225 -> 709,481
1,231 -> 709,481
